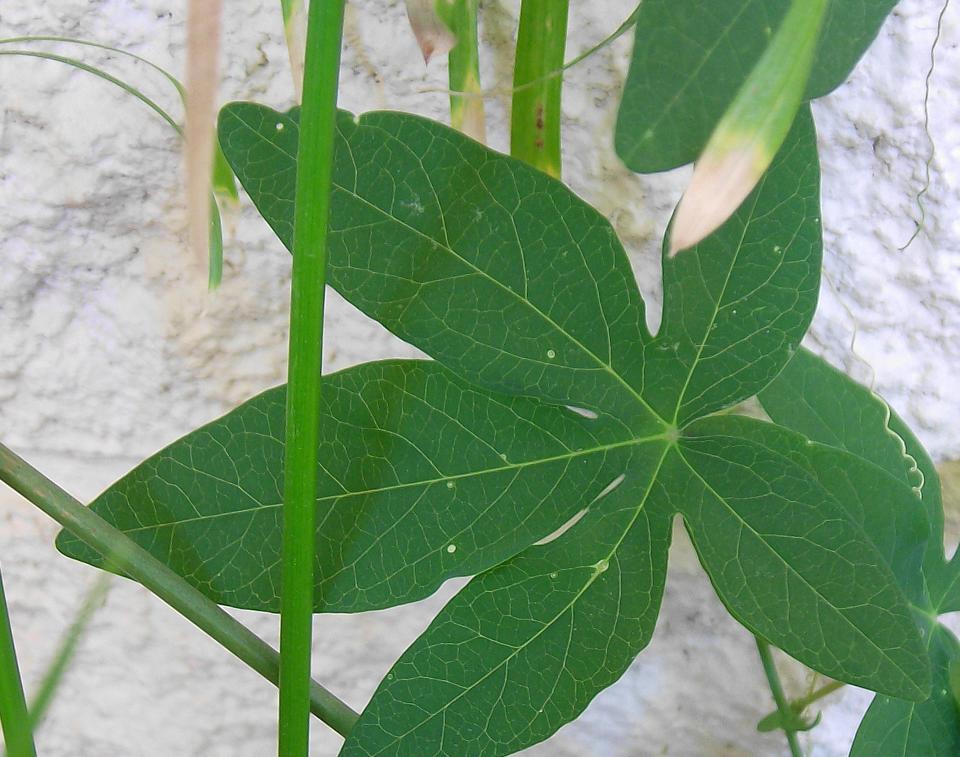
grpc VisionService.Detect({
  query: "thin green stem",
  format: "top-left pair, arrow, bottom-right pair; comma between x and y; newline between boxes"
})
0,47 -> 230,288
28,573 -> 112,730
0,49 -> 181,133
0,443 -> 359,737
0,568 -> 36,757
755,638 -> 803,757
279,1 -> 346,754
437,0 -> 485,141
510,0 -> 569,177
420,6 -> 637,101
0,35 -> 186,96
757,679 -> 844,732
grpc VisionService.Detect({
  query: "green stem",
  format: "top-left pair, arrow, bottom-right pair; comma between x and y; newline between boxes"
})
437,0 -> 485,141
0,443 -> 359,737
0,568 -> 36,757
0,47 -> 230,288
757,679 -> 844,732
510,0 -> 569,177
755,638 -> 803,757
28,573 -> 112,730
279,1 -> 345,754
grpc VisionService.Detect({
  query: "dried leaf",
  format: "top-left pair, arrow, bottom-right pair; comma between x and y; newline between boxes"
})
185,0 -> 223,275
405,0 -> 455,64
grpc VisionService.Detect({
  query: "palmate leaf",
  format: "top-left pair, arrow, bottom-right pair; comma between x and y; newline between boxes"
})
57,98 -> 931,755
615,0 -> 898,172
760,349 -> 960,751
759,347 -> 945,586
340,458 -> 675,757
851,624 -> 960,756
642,109 -> 820,423
676,417 -> 927,695
216,104 -> 656,424
57,360 -> 653,612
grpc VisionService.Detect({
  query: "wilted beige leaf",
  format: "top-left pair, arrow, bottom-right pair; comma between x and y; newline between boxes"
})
405,0 -> 456,64
185,0 -> 222,275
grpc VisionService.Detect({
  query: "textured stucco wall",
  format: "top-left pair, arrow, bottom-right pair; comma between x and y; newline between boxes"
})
1,1 -> 958,754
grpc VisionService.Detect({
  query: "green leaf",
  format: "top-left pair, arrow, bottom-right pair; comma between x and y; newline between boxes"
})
676,416 -> 930,700
852,624 -> 960,756
340,448 -> 675,757
758,348 -> 956,609
643,107 -> 821,424
708,413 -> 929,607
57,360 -> 653,613
59,92 -> 921,752
758,349 -> 922,489
615,0 -> 898,172
217,104 -> 657,424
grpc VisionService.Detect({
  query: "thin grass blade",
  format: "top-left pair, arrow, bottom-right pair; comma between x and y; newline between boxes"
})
0,568 -> 36,757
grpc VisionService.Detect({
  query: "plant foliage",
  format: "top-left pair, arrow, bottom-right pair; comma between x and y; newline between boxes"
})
615,0 -> 898,172
40,1 -> 949,753
55,100 -> 937,753
760,348 -> 960,755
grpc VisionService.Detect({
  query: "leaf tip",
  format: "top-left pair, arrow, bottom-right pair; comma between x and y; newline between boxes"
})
404,0 -> 456,65
669,142 -> 767,255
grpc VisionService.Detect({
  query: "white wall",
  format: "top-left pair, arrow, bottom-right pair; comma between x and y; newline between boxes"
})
1,1 -> 958,754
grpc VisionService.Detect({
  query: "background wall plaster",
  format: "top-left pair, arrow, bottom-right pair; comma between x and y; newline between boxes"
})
1,0 -> 958,754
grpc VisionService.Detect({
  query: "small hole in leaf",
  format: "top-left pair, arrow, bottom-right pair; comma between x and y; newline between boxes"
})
535,508 -> 588,546
595,473 -> 626,500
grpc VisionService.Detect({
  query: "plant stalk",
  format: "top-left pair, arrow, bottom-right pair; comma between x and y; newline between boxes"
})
437,0 -> 485,142
757,679 -> 844,732
278,0 -> 346,754
0,567 -> 36,757
755,637 -> 803,757
510,0 -> 569,177
0,443 -> 359,737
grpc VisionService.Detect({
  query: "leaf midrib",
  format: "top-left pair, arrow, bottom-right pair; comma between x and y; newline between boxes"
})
677,443 -> 923,696
623,0 -> 760,162
113,432 -> 669,535
359,444 -> 673,755
225,107 -> 668,429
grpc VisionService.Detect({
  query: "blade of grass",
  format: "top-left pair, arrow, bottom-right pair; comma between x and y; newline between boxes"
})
437,0 -> 485,141
0,35 -> 187,96
0,49 -> 181,132
0,46 -> 229,288
278,1 -> 346,753
0,567 -> 36,757
0,36 -> 240,213
27,574 -> 112,731
510,0 -> 569,177
0,442 -> 359,737
755,638 -> 804,757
